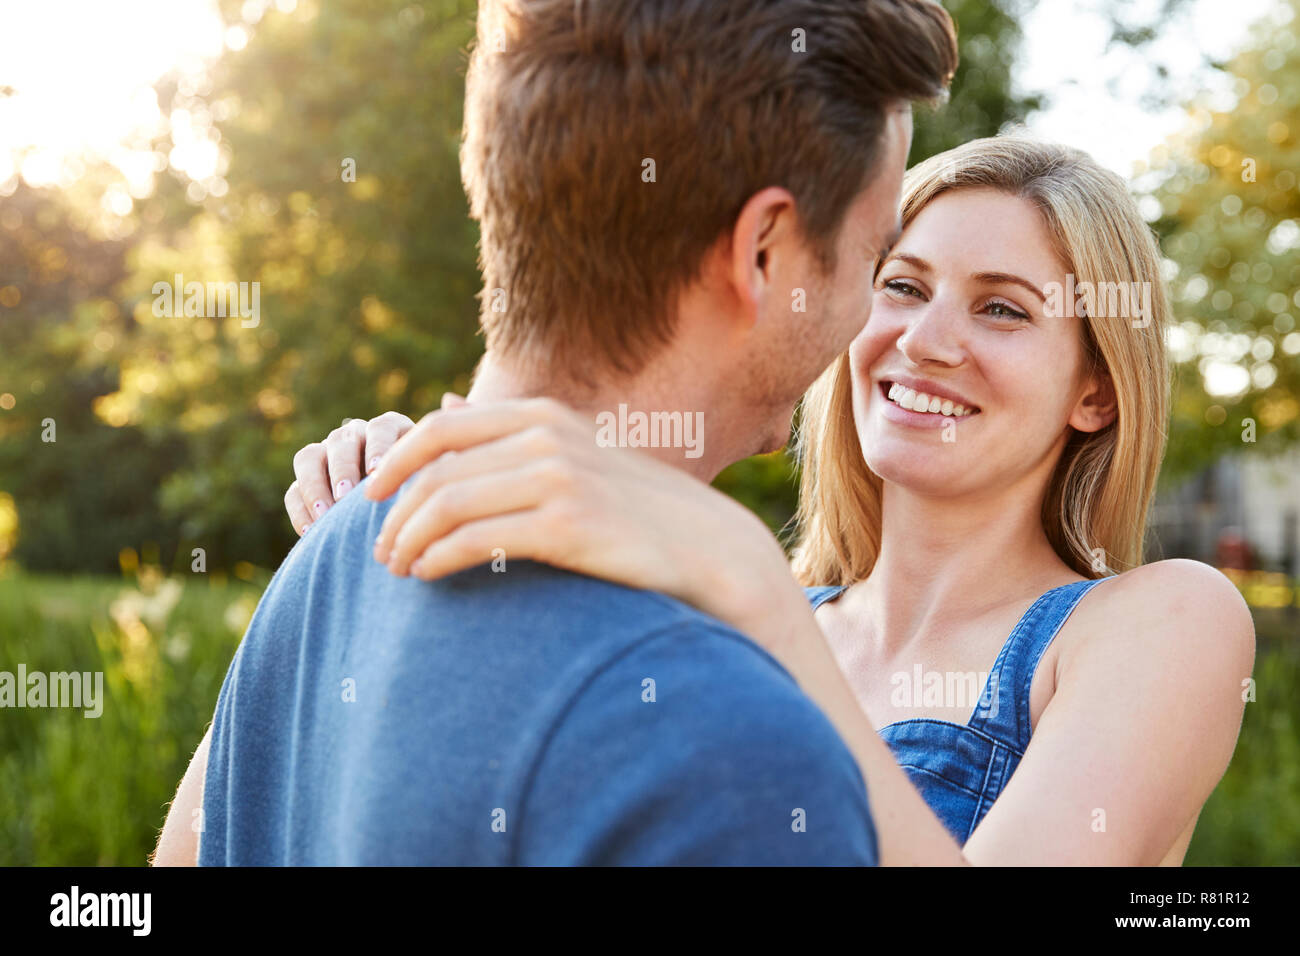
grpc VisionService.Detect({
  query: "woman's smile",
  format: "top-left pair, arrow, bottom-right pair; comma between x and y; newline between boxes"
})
875,378 -> 981,429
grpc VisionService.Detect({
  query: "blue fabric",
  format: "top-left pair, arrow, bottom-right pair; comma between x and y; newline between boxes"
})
806,578 -> 1104,845
199,479 -> 879,865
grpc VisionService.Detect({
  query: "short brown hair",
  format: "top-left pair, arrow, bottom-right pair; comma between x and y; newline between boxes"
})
461,0 -> 957,382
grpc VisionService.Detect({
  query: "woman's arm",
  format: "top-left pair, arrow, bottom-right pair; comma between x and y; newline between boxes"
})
362,400 -> 1255,865
151,726 -> 211,866
961,559 -> 1254,865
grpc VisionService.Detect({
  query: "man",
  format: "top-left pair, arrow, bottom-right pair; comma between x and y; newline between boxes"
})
154,0 -> 955,865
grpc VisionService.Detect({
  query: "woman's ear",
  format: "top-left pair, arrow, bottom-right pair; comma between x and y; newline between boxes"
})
1069,368 -> 1118,433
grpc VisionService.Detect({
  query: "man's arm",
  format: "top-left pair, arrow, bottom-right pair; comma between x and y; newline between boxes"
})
514,623 -> 879,865
151,726 -> 211,866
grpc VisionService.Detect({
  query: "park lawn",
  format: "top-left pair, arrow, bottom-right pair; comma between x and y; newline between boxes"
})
1184,607 -> 1300,865
0,566 -> 260,865
0,568 -> 1295,865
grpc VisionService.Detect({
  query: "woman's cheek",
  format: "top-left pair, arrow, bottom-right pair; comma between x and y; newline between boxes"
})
851,299 -> 896,363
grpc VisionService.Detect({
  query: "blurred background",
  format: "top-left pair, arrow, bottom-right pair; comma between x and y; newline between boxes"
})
0,0 -> 1296,864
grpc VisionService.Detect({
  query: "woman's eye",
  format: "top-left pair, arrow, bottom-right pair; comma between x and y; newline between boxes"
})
883,279 -> 921,298
984,299 -> 1030,321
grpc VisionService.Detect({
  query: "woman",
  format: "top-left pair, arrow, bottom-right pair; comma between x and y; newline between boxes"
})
287,137 -> 1255,864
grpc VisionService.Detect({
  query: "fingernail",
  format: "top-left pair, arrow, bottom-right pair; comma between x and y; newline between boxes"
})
336,479 -> 353,499
367,457 -> 381,473
313,500 -> 329,517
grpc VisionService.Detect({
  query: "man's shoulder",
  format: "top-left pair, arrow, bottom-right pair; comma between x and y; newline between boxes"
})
280,475 -> 778,656
258,476 -> 844,763
244,475 -> 800,729
209,484 -> 876,864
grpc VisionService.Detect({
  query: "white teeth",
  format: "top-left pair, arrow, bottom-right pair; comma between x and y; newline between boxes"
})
883,382 -> 976,418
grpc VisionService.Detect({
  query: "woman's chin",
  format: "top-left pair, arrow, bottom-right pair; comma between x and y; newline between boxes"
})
862,445 -> 973,497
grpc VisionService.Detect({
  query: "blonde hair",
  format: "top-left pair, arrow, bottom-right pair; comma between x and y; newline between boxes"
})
791,136 -> 1171,586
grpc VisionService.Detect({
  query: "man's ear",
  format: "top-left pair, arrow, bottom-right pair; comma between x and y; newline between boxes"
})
1069,368 -> 1118,433
726,186 -> 798,327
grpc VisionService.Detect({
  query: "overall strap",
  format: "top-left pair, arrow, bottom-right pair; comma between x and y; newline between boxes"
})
967,578 -> 1107,747
804,585 -> 848,612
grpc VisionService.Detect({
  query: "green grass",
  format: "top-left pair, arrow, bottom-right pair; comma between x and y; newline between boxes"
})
0,565 -> 261,865
0,568 -> 1296,865
1184,609 -> 1300,865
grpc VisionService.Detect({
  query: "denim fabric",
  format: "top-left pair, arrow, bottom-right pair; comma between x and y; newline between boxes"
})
806,578 -> 1104,845
199,477 -> 879,865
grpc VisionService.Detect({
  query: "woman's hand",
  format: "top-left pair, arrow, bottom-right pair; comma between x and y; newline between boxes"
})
284,410 -> 417,534
365,396 -> 969,866
365,397 -> 801,642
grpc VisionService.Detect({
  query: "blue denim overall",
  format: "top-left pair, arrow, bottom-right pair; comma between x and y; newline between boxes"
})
805,578 -> 1105,845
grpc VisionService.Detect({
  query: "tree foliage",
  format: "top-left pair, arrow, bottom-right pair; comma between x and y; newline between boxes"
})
100,0 -> 484,568
1146,0 -> 1300,483
0,184 -> 187,571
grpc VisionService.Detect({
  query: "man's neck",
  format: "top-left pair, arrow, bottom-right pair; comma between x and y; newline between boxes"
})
465,351 -> 737,481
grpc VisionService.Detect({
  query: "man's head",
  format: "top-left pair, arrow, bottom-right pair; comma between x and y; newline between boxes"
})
461,0 -> 956,463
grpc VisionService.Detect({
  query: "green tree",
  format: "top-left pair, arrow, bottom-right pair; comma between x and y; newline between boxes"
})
0,182 -> 186,571
106,0 -> 482,569
908,0 -> 1043,162
1146,0 -> 1300,483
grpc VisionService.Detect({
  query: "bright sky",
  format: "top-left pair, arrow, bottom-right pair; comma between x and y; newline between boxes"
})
1017,0 -> 1281,176
0,0 -> 212,187
0,0 -> 284,200
1015,0 -> 1297,398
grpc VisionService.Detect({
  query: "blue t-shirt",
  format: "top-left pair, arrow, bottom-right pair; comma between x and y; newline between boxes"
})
199,477 -> 878,865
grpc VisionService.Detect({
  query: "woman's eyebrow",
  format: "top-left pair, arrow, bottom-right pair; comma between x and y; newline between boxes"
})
972,271 -> 1047,303
887,251 -> 930,271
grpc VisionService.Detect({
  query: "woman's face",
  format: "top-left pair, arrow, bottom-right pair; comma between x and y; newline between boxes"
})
849,187 -> 1114,499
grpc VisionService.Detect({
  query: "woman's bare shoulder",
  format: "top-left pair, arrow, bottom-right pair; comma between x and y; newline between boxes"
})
1069,558 -> 1256,674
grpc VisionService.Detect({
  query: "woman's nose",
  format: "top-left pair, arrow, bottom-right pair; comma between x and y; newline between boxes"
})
896,301 -> 965,368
